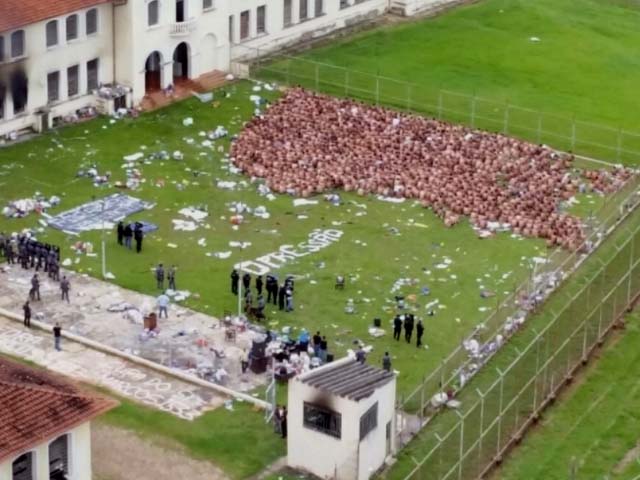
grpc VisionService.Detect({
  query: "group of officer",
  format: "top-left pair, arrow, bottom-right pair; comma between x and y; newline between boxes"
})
0,233 -> 61,279
393,313 -> 425,347
230,270 -> 296,319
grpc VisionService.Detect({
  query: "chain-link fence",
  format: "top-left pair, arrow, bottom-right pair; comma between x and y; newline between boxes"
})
395,171 -> 640,422
233,48 -> 640,166
233,46 -> 640,418
231,48 -> 640,477
395,208 -> 640,480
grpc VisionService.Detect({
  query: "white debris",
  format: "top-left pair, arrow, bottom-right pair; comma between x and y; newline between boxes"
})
183,117 -> 194,127
217,180 -> 237,190
293,199 -> 318,207
229,241 -> 252,249
123,152 -> 144,162
172,219 -> 198,231
376,195 -> 405,203
179,207 -> 208,222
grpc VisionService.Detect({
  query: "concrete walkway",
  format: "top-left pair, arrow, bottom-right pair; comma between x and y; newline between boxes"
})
0,265 -> 271,416
0,315 -> 219,420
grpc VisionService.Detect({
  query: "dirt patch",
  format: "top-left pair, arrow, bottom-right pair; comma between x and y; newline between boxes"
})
92,423 -> 228,480
613,442 -> 640,474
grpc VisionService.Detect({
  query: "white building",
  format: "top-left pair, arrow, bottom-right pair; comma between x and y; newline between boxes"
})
0,356 -> 117,480
0,0 -> 449,137
288,358 -> 397,480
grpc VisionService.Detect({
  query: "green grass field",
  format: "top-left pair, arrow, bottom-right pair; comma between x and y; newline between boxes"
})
387,192 -> 640,480
100,397 -> 286,479
0,81 -> 548,399
2,0 -> 640,477
496,313 -> 640,480
259,0 -> 640,164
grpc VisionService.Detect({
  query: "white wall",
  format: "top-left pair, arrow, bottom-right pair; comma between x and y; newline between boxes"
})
392,0 -> 461,16
230,0 -> 388,59
116,0 -> 231,103
0,422 -> 93,480
0,3 -> 113,136
357,379 -> 396,480
287,359 -> 396,480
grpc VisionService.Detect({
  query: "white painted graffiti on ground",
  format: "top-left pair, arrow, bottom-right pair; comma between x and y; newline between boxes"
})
0,324 -> 211,421
235,229 -> 343,275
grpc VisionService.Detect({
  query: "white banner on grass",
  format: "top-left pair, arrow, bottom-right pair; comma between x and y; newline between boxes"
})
235,229 -> 343,275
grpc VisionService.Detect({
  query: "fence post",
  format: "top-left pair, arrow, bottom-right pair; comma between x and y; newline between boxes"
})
533,330 -> 540,412
496,368 -> 504,454
457,410 -> 465,480
598,270 -> 605,341
617,129 -> 623,163
628,233 -> 635,306
314,64 -> 319,91
471,97 -> 476,129
375,76 -> 380,105
477,388 -> 485,465
406,83 -> 412,112
503,102 -> 510,135
420,377 -> 425,424
344,69 -> 349,96
571,118 -> 576,151
438,91 -> 443,120
537,114 -> 543,144
581,316 -> 589,363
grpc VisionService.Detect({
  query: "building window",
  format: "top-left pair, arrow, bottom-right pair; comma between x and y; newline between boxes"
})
12,452 -> 34,480
359,402 -> 378,441
303,402 -> 342,439
11,70 -> 28,113
87,58 -> 99,91
283,0 -> 292,27
148,0 -> 160,26
176,0 -> 186,22
0,86 -> 4,119
47,71 -> 60,103
340,0 -> 349,9
315,0 -> 324,16
11,30 -> 25,57
46,20 -> 59,47
203,0 -> 214,10
257,5 -> 266,34
240,10 -> 250,40
86,8 -> 98,34
66,15 -> 79,41
67,65 -> 79,97
0,36 -> 4,62
49,434 -> 69,478
299,0 -> 308,21
228,15 -> 234,43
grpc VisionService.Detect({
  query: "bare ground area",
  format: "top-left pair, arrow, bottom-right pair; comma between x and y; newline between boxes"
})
92,422 -> 229,480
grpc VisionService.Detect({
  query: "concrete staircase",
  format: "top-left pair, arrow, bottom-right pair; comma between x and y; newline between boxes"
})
139,70 -> 228,112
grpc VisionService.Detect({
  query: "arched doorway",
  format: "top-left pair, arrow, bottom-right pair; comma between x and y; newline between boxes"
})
144,51 -> 163,92
200,34 -> 218,73
172,42 -> 190,82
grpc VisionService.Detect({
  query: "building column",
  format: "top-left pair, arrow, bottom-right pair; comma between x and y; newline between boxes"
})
5,89 -> 14,120
163,59 -> 174,89
292,0 -> 300,25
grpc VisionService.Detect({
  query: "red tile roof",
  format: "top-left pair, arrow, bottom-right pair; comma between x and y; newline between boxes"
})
0,0 -> 111,33
0,356 -> 118,463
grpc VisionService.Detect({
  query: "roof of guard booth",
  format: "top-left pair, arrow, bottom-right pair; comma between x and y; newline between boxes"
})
299,359 -> 395,401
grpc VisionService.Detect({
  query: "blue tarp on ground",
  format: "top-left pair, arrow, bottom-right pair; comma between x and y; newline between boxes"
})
48,193 -> 154,234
